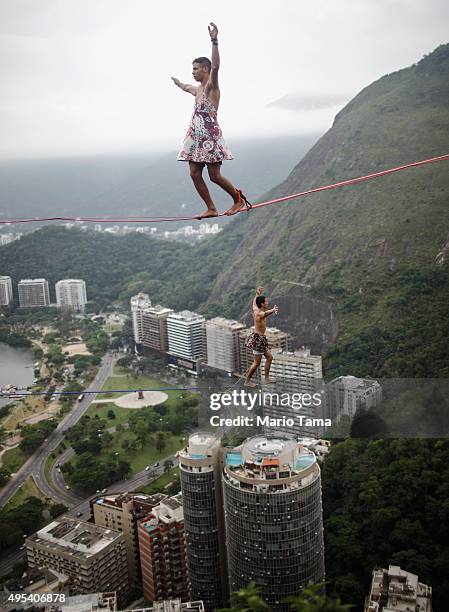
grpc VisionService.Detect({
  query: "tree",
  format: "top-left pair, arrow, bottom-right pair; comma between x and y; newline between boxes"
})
0,466 -> 11,486
164,459 -> 173,472
217,582 -> 269,612
287,584 -> 353,611
107,409 -> 116,420
156,431 -> 166,453
50,503 -> 68,518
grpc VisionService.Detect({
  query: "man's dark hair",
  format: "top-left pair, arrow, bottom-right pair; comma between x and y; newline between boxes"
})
193,57 -> 211,72
256,295 -> 266,308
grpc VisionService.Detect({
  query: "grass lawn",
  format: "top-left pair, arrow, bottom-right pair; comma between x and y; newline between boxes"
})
101,373 -> 182,401
4,476 -> 49,510
139,466 -> 180,495
87,402 -> 132,427
1,446 -> 31,473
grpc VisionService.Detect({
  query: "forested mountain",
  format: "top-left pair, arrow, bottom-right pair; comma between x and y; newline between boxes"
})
2,44 -> 448,379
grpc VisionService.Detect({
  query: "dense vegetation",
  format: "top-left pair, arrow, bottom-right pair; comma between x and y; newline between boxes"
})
218,582 -> 351,611
322,438 -> 449,611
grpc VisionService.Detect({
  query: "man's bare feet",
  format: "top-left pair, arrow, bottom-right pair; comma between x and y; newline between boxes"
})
264,378 -> 276,385
224,189 -> 251,216
224,201 -> 246,216
244,380 -> 257,388
196,209 -> 219,220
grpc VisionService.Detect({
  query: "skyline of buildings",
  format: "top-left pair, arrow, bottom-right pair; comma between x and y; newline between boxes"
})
206,317 -> 245,373
0,275 -> 89,310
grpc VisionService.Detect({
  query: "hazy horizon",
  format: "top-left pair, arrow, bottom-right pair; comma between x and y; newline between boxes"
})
1,0 -> 448,159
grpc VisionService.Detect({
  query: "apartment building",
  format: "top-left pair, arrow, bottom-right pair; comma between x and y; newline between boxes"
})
142,305 -> 174,352
138,493 -> 188,603
364,565 -> 432,611
238,326 -> 292,381
18,278 -> 50,308
131,293 -> 152,346
326,376 -> 382,421
167,311 -> 206,362
179,434 -> 228,611
206,317 -> 246,373
91,492 -> 166,587
26,518 -> 128,603
0,275 -> 13,306
55,279 -> 87,312
222,435 -> 325,611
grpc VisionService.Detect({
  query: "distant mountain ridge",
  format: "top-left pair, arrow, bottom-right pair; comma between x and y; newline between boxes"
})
0,135 -> 318,229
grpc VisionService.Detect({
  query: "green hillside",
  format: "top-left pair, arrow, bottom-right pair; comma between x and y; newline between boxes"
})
1,44 -> 449,380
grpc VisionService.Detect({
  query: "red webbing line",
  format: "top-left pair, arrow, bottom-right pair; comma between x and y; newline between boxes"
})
1,153 -> 448,225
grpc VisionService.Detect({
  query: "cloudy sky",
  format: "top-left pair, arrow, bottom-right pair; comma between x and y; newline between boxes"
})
0,0 -> 448,159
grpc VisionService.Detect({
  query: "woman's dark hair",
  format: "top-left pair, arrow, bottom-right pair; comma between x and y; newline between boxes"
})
256,295 -> 266,308
193,57 -> 212,72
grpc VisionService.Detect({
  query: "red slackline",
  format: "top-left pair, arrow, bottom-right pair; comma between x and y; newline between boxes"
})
1,152 -> 448,225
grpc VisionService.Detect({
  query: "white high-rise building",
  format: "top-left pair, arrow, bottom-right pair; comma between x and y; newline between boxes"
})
167,311 -> 206,360
130,293 -> 152,346
326,376 -> 382,422
0,276 -> 13,306
264,347 -> 326,437
269,347 -> 323,393
18,279 -> 50,308
55,279 -> 87,312
206,317 -> 246,373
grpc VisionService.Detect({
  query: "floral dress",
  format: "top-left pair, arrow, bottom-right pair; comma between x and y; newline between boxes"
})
178,92 -> 233,164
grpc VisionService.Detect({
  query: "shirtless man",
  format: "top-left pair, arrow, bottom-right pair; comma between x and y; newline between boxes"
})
172,22 -> 250,219
245,287 -> 279,387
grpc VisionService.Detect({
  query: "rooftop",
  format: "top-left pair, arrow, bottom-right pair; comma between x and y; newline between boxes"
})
224,435 -> 318,490
27,518 -> 123,559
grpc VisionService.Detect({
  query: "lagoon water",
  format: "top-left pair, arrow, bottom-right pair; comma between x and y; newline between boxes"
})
0,343 -> 35,405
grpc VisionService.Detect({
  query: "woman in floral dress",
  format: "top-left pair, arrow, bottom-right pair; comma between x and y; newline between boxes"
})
172,23 -> 250,219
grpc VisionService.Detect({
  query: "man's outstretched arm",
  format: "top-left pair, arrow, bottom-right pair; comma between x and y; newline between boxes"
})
253,286 -> 263,310
171,77 -> 197,95
262,305 -> 279,319
208,22 -> 220,89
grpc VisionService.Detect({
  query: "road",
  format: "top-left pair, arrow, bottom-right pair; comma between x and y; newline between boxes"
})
0,353 -> 114,508
0,452 -> 179,576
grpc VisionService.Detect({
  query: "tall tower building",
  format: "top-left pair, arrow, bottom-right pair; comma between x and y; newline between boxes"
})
0,275 -> 13,306
138,493 -> 189,603
222,435 -> 325,611
131,293 -> 152,347
91,492 -> 166,587
238,327 -> 292,381
206,317 -> 246,373
18,279 -> 50,308
326,376 -> 382,422
179,434 -> 228,612
167,311 -> 206,361
142,305 -> 174,353
26,518 -> 129,604
55,279 -> 87,312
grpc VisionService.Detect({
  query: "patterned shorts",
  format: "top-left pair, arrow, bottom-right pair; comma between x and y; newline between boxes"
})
245,332 -> 269,355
